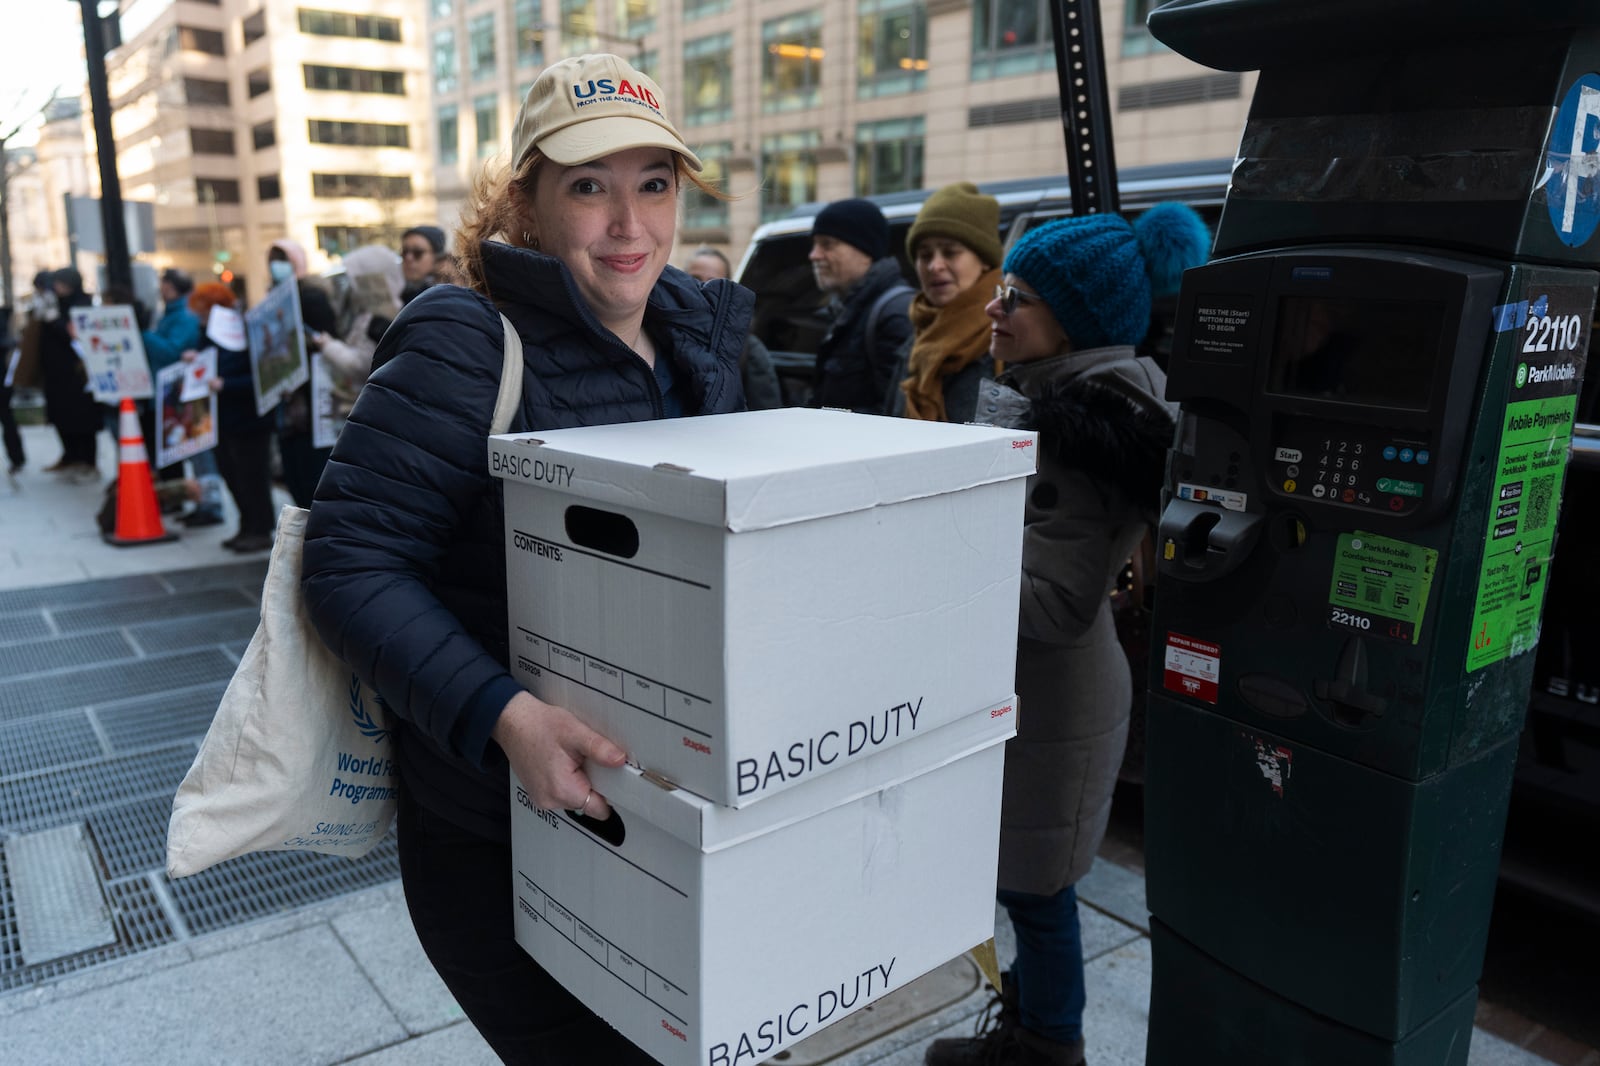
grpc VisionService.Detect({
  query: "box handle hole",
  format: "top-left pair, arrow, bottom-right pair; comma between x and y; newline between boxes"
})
569,808 -> 626,847
564,506 -> 640,559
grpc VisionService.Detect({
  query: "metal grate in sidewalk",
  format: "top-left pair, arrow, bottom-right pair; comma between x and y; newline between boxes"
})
0,562 -> 399,997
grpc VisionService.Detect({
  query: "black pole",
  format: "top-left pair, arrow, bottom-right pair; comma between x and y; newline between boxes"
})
0,134 -> 13,309
78,0 -> 131,292
1049,0 -> 1121,216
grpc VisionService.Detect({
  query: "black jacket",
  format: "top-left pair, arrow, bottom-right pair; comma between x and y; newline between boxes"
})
812,258 -> 914,413
302,241 -> 751,839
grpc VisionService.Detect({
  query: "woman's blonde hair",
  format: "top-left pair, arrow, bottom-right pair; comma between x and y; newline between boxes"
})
453,151 -> 731,296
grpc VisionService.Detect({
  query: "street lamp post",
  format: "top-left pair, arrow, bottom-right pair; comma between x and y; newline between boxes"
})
77,0 -> 132,293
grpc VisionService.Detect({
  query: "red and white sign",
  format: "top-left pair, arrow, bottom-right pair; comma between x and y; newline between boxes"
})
1164,632 -> 1221,705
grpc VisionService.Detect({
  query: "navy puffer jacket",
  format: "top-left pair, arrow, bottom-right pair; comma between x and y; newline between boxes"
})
302,241 -> 751,840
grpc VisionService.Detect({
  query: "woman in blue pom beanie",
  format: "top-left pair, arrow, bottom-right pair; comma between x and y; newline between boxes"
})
925,202 -> 1210,1066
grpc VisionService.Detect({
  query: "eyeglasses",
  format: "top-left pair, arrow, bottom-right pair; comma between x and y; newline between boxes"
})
401,247 -> 432,260
993,284 -> 1045,316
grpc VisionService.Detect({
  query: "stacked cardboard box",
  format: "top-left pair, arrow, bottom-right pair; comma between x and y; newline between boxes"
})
492,409 -> 1035,1066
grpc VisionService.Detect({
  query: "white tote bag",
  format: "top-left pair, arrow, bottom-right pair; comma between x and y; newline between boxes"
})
166,315 -> 525,878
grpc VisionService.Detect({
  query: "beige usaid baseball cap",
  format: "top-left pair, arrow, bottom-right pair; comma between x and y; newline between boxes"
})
511,53 -> 702,172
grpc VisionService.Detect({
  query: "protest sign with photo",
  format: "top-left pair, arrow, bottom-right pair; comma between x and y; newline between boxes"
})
245,281 -> 307,416
155,359 -> 218,469
70,305 -> 153,401
310,354 -> 344,450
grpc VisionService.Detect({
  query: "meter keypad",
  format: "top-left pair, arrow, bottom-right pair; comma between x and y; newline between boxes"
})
1272,424 -> 1432,515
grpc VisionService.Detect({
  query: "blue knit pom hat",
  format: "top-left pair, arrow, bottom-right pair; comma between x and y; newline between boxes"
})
1002,202 -> 1211,349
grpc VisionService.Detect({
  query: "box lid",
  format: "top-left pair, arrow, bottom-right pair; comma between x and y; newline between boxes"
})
587,696 -> 1017,853
489,408 -> 1037,532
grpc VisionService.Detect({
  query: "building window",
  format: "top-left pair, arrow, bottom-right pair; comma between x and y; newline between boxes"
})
311,173 -> 414,199
317,225 -> 386,256
179,26 -> 226,55
298,8 -> 401,41
469,15 -> 496,80
247,69 -> 271,98
858,0 -> 927,98
762,11 -> 823,114
617,0 -> 656,38
196,178 -> 241,204
560,0 -> 597,54
475,94 -> 500,159
683,140 -> 730,230
431,0 -> 453,18
634,49 -> 658,80
972,0 -> 1053,80
684,0 -> 729,18
183,77 -> 230,106
242,10 -> 266,46
855,117 -> 924,195
257,175 -> 281,201
1122,0 -> 1164,56
761,130 -> 819,221
305,64 -> 406,95
683,32 -> 731,126
433,30 -> 458,94
190,128 -> 236,155
309,119 -> 410,148
252,121 -> 276,150
514,0 -> 543,68
438,105 -> 459,165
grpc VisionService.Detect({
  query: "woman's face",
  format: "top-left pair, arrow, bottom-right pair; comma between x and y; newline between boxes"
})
987,273 -> 1067,364
914,238 -> 987,308
528,147 -> 679,337
400,237 -> 436,283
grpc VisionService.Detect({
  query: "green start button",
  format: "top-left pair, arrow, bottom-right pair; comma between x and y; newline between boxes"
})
1376,478 -> 1424,498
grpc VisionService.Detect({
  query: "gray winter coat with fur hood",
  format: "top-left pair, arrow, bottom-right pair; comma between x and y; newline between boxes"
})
980,345 -> 1175,895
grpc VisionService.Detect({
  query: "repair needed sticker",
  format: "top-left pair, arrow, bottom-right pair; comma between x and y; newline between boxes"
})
1163,632 -> 1220,704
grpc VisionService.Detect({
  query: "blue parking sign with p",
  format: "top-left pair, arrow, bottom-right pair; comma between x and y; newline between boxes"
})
1545,73 -> 1600,248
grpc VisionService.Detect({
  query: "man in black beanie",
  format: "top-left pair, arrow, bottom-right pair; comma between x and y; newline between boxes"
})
808,198 -> 914,412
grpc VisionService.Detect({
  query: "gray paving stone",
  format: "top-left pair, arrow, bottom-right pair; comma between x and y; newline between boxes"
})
332,889 -> 470,1035
1079,857 -> 1150,933
343,1021 -> 500,1065
0,926 -> 406,1066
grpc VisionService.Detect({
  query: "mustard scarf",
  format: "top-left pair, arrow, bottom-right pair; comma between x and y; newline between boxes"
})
900,267 -> 1003,422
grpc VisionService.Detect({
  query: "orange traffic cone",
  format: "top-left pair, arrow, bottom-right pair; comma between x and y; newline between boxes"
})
103,397 -> 178,547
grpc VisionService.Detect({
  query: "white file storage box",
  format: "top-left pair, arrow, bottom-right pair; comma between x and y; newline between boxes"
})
510,696 -> 1016,1066
491,408 -> 1034,806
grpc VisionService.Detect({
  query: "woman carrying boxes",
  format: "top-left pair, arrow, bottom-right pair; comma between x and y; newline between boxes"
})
301,54 -> 749,1063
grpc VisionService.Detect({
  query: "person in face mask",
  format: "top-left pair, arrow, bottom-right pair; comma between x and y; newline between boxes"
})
266,239 -> 337,508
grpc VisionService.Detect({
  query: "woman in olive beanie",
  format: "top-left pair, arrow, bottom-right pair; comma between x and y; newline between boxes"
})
925,201 -> 1210,1066
890,182 -> 1005,420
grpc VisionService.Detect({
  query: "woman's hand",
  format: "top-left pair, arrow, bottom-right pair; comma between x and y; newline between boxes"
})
490,690 -> 626,818
180,348 -> 198,363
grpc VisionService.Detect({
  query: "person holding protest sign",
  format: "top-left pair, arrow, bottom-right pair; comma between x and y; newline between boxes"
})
188,282 -> 276,552
39,268 -> 99,480
266,239 -> 337,507
301,53 -> 749,1063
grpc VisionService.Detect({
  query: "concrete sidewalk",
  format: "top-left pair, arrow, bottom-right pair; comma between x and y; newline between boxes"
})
0,422 -> 1566,1065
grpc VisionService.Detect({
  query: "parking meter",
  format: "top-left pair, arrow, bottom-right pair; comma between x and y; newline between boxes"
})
1140,3 -> 1600,1063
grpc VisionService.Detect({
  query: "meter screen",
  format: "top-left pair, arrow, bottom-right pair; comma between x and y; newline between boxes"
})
1266,295 -> 1443,410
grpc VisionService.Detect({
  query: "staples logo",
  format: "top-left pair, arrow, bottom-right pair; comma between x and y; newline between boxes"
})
683,737 -> 711,754
1011,439 -> 1033,450
990,704 -> 1014,718
572,78 -> 663,115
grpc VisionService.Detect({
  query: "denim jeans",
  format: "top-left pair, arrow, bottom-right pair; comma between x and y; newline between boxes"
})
999,883 -> 1086,1045
396,791 -> 658,1065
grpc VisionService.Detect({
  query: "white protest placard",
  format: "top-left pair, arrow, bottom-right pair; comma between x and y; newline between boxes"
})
179,348 -> 217,403
244,281 -> 307,416
155,360 -> 218,468
206,305 -> 246,350
310,353 -> 342,449
71,305 -> 153,401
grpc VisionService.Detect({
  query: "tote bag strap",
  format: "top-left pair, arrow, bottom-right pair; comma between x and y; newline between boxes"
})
491,312 -> 525,436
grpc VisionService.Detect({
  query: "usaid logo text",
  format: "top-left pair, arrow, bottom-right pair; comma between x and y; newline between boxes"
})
573,78 -> 661,115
